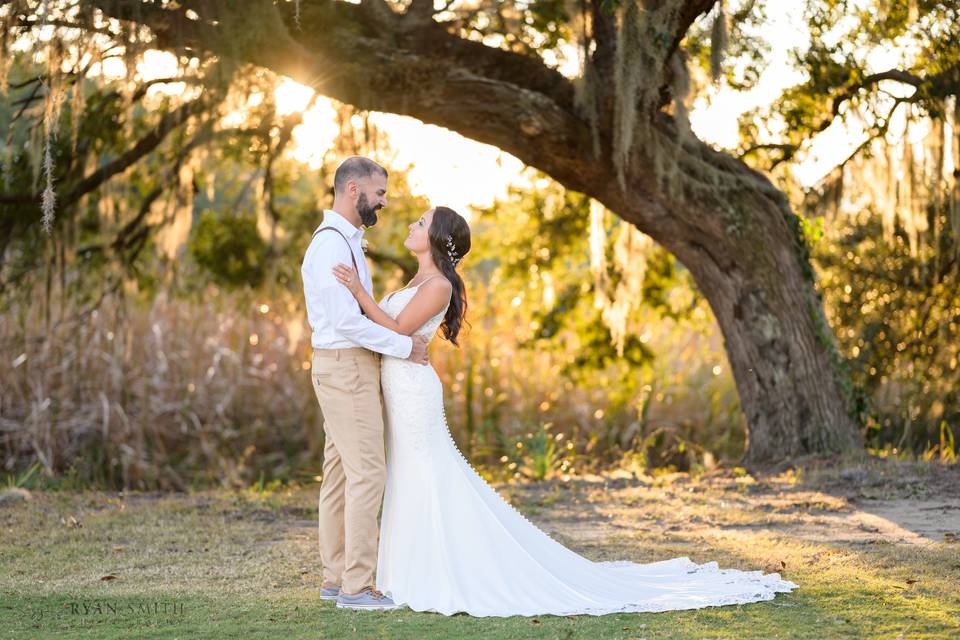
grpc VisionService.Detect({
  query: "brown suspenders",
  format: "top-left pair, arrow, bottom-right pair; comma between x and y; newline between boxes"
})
312,226 -> 361,273
311,226 -> 366,315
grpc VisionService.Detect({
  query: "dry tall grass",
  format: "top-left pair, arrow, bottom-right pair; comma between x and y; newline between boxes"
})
2,289 -> 321,490
2,281 -> 747,489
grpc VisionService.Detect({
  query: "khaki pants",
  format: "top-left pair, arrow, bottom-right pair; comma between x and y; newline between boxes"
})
310,347 -> 386,595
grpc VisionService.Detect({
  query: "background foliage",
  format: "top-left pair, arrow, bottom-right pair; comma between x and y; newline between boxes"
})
1,0 -> 957,489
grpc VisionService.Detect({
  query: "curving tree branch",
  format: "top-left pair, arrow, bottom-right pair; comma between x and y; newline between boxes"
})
0,93 -> 212,207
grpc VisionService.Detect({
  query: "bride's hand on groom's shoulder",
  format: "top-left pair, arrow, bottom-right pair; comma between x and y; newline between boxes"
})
332,263 -> 362,297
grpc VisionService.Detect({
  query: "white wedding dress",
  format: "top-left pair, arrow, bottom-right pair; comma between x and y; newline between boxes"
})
375,285 -> 798,617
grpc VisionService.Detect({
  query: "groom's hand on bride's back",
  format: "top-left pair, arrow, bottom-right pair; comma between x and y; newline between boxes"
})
407,335 -> 429,365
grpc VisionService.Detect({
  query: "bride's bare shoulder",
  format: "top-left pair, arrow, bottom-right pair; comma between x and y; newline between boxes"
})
407,277 -> 452,314
422,275 -> 453,294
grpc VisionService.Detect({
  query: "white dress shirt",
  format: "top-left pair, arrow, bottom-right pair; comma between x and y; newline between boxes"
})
301,209 -> 413,358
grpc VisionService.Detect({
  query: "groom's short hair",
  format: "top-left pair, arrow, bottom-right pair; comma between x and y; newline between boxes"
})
334,157 -> 388,195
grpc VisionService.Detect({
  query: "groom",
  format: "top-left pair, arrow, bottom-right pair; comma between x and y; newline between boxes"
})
301,156 -> 428,611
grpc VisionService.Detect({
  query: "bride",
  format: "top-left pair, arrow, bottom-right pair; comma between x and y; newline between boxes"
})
332,205 -> 798,617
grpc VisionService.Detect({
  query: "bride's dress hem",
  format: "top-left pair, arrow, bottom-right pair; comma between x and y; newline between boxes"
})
385,555 -> 798,618
374,287 -> 799,618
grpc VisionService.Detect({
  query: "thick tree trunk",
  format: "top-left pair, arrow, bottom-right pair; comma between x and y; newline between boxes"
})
678,222 -> 862,466
627,149 -> 863,465
91,0 -> 863,466
579,114 -> 863,466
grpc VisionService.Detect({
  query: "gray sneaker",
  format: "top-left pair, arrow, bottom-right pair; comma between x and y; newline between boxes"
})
319,585 -> 340,601
336,587 -> 401,611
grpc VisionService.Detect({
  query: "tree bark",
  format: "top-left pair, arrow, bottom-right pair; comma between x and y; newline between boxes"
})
637,129 -> 863,463
88,0 -> 863,466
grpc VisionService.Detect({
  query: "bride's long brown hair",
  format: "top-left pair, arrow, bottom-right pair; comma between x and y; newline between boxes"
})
427,206 -> 470,346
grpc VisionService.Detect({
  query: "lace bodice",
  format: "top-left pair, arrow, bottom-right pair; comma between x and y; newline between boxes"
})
378,283 -> 449,344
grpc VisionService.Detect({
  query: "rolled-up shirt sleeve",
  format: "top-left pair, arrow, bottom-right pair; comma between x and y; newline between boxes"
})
302,236 -> 413,359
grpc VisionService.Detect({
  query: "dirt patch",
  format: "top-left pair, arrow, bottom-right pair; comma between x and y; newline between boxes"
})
494,460 -> 960,551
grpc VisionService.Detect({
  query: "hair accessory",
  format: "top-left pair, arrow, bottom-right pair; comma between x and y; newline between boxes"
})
444,234 -> 461,266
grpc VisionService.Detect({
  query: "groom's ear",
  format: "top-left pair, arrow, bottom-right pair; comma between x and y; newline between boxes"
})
348,179 -> 364,202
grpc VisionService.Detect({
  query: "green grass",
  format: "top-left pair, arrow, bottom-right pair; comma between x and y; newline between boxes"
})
1,463 -> 958,639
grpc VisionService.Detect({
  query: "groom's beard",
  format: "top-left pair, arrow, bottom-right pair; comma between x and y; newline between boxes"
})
357,193 -> 381,227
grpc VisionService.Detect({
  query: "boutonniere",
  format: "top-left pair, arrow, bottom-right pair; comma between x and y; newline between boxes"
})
360,238 -> 369,253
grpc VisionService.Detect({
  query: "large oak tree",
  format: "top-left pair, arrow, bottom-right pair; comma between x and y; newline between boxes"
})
6,0 -> 954,466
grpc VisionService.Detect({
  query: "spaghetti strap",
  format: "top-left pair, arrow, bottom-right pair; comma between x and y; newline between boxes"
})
417,274 -> 443,288
385,274 -> 444,303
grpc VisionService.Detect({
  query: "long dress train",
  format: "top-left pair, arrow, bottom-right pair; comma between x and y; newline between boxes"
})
375,286 -> 798,617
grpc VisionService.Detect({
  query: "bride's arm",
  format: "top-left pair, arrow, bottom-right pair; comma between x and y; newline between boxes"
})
333,263 -> 451,336
333,269 -> 396,327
